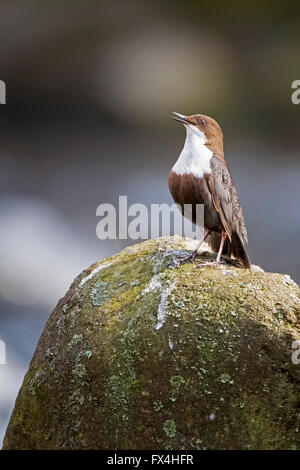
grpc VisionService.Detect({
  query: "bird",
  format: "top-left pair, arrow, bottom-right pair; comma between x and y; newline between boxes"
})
169,112 -> 250,268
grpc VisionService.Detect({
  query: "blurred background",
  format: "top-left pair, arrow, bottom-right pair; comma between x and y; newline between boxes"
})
0,0 -> 300,445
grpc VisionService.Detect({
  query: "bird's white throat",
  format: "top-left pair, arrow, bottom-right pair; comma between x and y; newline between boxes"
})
172,125 -> 213,178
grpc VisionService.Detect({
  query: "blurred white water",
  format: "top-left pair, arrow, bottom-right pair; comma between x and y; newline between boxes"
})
0,196 -> 101,307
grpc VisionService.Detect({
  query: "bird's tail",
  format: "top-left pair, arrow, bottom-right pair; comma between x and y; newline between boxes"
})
230,233 -> 251,269
209,232 -> 251,269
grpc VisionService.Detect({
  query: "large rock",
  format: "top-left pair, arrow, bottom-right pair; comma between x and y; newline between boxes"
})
3,237 -> 300,450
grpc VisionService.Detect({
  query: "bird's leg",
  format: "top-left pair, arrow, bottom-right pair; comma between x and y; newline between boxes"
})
176,229 -> 211,264
196,231 -> 227,268
216,231 -> 227,263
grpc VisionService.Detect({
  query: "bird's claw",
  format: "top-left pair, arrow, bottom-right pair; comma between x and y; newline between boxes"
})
195,260 -> 222,269
175,251 -> 203,265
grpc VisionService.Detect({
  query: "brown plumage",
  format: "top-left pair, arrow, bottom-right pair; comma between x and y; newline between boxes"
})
169,112 -> 250,268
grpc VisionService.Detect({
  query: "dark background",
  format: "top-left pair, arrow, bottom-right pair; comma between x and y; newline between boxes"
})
0,0 -> 300,444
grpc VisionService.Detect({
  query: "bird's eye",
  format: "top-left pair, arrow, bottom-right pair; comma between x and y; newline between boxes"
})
201,119 -> 206,125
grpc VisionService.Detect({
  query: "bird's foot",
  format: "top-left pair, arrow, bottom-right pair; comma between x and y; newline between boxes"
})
175,250 -> 202,265
195,259 -> 222,269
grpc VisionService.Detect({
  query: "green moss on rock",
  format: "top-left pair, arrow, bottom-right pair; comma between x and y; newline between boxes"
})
3,236 -> 300,450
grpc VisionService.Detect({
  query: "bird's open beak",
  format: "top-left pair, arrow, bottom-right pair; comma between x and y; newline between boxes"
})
171,112 -> 189,125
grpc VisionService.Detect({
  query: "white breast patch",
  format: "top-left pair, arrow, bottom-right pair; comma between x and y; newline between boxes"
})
172,125 -> 213,178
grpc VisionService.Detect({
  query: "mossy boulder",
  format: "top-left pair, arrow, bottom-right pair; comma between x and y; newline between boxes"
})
3,236 -> 300,450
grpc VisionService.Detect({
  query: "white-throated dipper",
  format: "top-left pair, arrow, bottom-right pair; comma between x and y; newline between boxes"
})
169,112 -> 250,268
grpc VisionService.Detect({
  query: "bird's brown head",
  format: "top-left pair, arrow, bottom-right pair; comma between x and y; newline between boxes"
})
172,112 -> 225,162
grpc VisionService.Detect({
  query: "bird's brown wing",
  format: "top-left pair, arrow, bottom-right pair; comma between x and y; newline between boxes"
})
206,156 -> 250,267
206,157 -> 233,242
207,156 -> 248,245
230,176 -> 248,245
